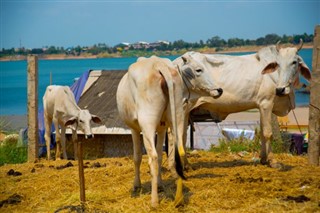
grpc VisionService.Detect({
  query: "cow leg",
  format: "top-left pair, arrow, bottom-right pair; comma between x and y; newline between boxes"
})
44,115 -> 52,160
53,119 -> 62,160
259,106 -> 274,165
141,128 -> 159,207
60,126 -> 68,160
156,128 -> 166,191
182,117 -> 190,170
132,129 -> 142,194
166,127 -> 178,176
72,130 -> 78,160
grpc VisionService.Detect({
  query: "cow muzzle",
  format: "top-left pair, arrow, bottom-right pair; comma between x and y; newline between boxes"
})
210,88 -> 223,98
276,86 -> 290,96
85,134 -> 94,139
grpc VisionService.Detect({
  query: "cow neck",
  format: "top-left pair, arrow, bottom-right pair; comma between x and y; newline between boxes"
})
176,65 -> 191,103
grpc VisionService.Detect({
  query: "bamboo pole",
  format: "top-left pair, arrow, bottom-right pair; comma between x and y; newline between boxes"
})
308,25 -> 320,166
77,140 -> 86,206
27,55 -> 39,162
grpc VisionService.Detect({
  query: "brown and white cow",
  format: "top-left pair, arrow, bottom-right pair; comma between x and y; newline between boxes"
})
43,85 -> 101,160
116,55 -> 222,207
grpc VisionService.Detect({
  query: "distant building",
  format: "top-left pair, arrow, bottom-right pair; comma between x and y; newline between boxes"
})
115,42 -> 131,50
131,41 -> 149,49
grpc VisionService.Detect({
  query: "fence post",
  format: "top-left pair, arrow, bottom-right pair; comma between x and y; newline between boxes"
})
271,114 -> 282,145
27,55 -> 39,162
308,25 -> 320,166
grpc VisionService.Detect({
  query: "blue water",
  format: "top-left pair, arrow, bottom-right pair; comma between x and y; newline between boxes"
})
0,50 -> 312,115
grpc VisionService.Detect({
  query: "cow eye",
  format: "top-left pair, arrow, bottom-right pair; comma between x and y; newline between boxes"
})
79,120 -> 84,123
292,61 -> 297,65
195,69 -> 202,73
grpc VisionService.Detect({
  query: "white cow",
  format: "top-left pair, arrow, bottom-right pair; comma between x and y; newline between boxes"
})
116,55 -> 222,207
43,85 -> 101,160
175,40 -> 311,167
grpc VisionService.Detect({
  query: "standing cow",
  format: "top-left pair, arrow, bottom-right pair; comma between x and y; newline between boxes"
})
175,40 -> 311,167
116,55 -> 223,207
43,85 -> 101,160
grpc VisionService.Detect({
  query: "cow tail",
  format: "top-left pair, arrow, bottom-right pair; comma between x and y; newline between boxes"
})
157,63 -> 186,180
175,142 -> 186,180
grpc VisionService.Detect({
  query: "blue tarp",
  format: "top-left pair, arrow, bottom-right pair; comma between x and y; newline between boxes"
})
24,70 -> 90,156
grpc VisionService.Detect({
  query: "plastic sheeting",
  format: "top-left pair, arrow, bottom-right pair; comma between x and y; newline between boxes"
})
222,128 -> 255,141
24,70 -> 90,156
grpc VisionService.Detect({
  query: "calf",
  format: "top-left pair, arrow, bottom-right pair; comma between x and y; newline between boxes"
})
43,85 -> 101,160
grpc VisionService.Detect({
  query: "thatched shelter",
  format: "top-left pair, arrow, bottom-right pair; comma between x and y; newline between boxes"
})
65,70 -> 135,159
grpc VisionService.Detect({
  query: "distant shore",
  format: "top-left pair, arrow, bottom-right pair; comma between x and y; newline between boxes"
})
0,44 -> 313,62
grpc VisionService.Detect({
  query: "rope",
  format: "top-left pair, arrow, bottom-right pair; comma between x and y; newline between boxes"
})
288,95 -> 302,134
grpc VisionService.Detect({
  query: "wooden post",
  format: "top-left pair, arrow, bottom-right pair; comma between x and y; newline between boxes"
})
190,122 -> 194,150
77,141 -> 86,206
27,55 -> 39,162
271,114 -> 282,144
308,25 -> 320,166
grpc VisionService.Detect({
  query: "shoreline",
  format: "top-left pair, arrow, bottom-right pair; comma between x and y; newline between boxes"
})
0,106 -> 309,132
0,45 -> 313,62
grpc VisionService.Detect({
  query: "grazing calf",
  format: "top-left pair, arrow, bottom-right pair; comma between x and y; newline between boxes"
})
116,55 -> 222,207
43,85 -> 101,160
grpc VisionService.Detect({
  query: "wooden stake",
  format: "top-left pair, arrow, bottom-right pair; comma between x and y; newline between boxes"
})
77,140 -> 86,205
308,25 -> 320,166
27,55 -> 39,162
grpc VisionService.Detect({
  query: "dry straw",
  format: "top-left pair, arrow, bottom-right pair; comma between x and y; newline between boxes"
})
1,151 -> 319,212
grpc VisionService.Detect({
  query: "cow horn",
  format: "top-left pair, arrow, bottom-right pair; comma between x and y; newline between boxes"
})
276,40 -> 281,52
297,38 -> 303,52
181,56 -> 188,64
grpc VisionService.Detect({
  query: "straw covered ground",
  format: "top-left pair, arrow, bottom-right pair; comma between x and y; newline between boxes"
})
1,151 -> 319,212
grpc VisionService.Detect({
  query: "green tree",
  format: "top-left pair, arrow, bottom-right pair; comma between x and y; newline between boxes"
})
206,36 -> 226,47
264,34 -> 281,45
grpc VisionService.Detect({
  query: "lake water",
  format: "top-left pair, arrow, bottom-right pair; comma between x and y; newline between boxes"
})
0,49 -> 313,115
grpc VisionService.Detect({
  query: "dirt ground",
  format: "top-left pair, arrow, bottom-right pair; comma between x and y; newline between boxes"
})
1,151 -> 319,213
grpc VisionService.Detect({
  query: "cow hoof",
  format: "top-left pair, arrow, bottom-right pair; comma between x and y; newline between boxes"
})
151,201 -> 159,208
269,161 -> 283,169
158,185 -> 164,192
169,167 -> 179,178
131,186 -> 142,197
260,158 -> 268,165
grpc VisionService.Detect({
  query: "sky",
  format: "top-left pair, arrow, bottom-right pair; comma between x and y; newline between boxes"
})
0,0 -> 319,49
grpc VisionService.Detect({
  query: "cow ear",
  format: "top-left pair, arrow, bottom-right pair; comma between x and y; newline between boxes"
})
293,74 -> 300,88
298,57 -> 311,82
91,115 -> 102,124
261,62 -> 279,74
64,117 -> 77,127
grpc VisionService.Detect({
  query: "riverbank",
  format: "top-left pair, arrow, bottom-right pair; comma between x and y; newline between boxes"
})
0,44 -> 313,62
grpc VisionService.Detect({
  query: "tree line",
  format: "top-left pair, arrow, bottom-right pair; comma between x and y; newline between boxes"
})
0,33 -> 314,57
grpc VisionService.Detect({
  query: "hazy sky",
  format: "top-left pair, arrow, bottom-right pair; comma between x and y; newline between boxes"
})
1,0 -> 319,49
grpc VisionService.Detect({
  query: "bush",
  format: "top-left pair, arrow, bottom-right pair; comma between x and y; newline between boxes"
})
0,135 -> 27,166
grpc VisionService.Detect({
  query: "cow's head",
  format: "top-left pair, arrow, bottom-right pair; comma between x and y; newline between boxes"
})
261,39 -> 311,96
178,52 -> 223,98
64,110 -> 102,139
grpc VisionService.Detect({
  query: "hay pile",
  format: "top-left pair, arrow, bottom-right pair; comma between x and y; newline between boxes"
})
1,151 -> 319,212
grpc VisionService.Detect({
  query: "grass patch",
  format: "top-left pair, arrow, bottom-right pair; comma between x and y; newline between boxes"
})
210,128 -> 292,154
0,143 -> 27,166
